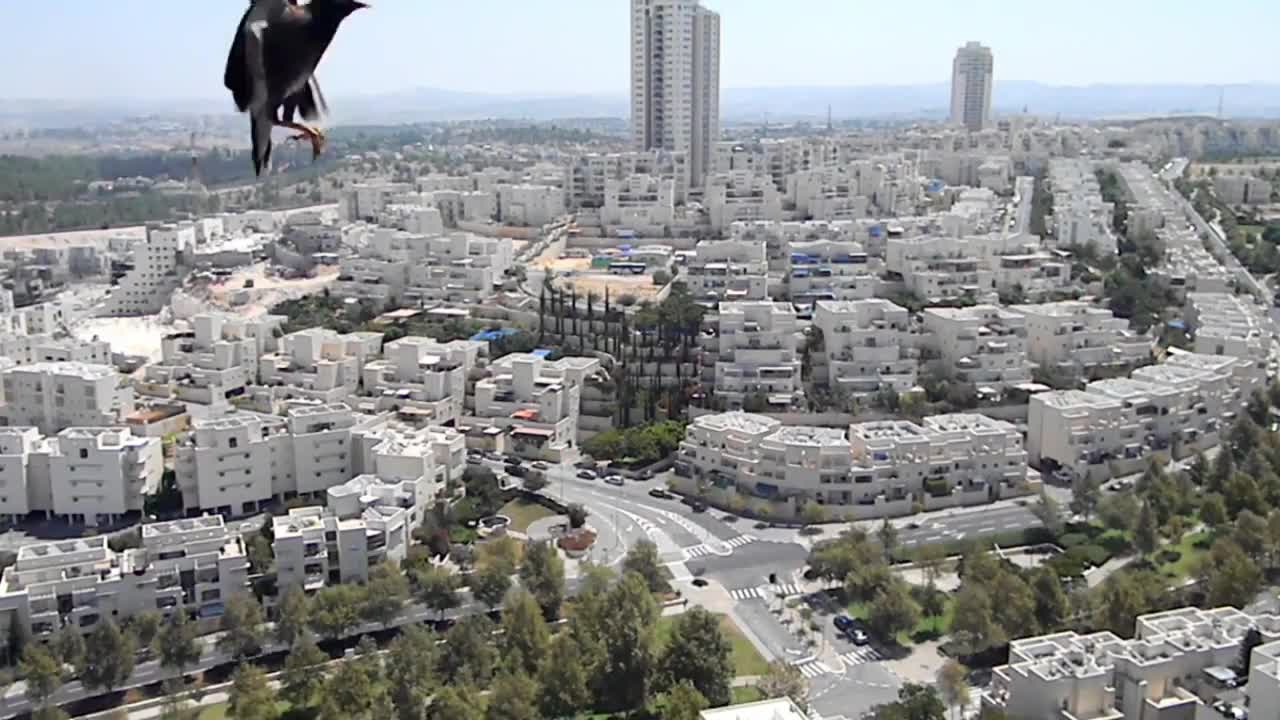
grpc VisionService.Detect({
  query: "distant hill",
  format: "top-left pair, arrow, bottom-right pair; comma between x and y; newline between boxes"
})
4,82 -> 1280,129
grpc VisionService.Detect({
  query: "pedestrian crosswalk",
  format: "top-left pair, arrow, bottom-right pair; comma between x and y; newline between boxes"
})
836,646 -> 883,667
682,534 -> 756,560
726,582 -> 804,601
793,659 -> 835,678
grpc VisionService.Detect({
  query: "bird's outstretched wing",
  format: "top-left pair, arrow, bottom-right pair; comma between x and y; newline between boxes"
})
225,0 -> 309,112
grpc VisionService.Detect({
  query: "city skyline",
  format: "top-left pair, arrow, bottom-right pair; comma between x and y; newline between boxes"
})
2,0 -> 1279,101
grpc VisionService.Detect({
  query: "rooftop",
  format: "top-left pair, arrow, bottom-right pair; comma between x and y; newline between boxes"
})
693,411 -> 781,436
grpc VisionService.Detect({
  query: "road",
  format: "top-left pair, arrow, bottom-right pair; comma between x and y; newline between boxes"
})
894,503 -> 1041,549
1012,176 -> 1035,236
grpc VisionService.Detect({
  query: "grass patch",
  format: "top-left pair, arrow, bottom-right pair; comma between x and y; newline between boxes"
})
656,613 -> 770,677
847,597 -> 953,646
498,497 -> 557,533
1159,530 -> 1212,580
732,686 -> 766,704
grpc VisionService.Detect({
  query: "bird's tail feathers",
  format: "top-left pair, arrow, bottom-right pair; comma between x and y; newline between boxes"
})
251,114 -> 273,177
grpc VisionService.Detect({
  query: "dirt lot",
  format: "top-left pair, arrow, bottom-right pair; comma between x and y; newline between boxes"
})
198,262 -> 339,313
556,272 -> 664,301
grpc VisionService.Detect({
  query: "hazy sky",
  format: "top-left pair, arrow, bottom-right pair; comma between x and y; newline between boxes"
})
3,0 -> 1278,100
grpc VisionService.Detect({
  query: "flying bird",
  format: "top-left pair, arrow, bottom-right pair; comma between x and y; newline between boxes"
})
224,0 -> 368,176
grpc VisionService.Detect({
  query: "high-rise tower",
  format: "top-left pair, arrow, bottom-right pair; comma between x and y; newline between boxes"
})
950,41 -> 994,132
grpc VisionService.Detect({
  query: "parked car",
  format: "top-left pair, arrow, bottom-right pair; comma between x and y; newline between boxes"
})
833,615 -> 856,633
648,488 -> 673,500
532,461 -> 549,470
850,629 -> 870,646
577,470 -> 597,480
690,500 -> 708,513
638,470 -> 655,480
604,475 -> 625,487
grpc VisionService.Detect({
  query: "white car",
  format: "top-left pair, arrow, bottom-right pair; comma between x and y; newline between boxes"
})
604,475 -> 625,486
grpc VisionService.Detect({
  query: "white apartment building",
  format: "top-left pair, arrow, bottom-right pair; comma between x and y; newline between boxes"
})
1155,242 -> 1235,296
0,362 -> 134,435
568,150 -> 690,208
273,468 -> 434,591
497,184 -> 566,227
988,606 -> 1280,720
1009,301 -> 1150,376
951,42 -> 994,132
0,516 -> 249,638
711,302 -> 803,410
352,416 -> 467,491
404,233 -> 514,306
700,698 -> 808,720
360,336 -> 485,425
887,233 -> 1070,303
630,0 -> 720,185
1049,158 -> 1118,255
101,223 -> 194,317
705,171 -> 784,231
686,239 -> 770,302
1185,292 -> 1272,362
786,167 -> 871,221
1214,174 -> 1272,205
470,354 -> 601,461
786,239 -> 880,305
601,175 -> 677,230
675,411 -> 1025,519
143,314 -> 284,406
922,305 -> 1035,390
0,334 -> 111,367
812,300 -> 918,394
257,328 -> 383,404
1027,350 -> 1259,480
0,426 -> 161,526
174,404 -> 359,515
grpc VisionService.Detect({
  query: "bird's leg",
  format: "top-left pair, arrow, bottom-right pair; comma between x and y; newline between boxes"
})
275,121 -> 326,160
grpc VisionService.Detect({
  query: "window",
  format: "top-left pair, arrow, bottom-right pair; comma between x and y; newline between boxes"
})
79,449 -> 88,459
229,437 -> 238,449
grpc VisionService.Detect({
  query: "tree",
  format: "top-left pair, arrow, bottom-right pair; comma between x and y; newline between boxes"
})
31,709 -> 69,720
20,643 -> 63,711
218,593 -> 265,661
439,616 -> 498,686
282,635 -> 329,711
1239,626 -> 1264,675
501,589 -> 551,677
52,625 -> 85,670
538,633 -> 592,718
800,502 -> 827,533
1199,538 -> 1263,609
1235,510 -> 1268,561
320,644 -> 387,720
309,584 -> 366,640
275,585 -> 311,647
79,619 -> 135,694
155,611 -> 201,682
1033,488 -> 1064,536
476,535 -> 521,572
1069,475 -> 1101,521
228,664 -> 279,720
950,585 -> 1001,655
1095,573 -> 1152,637
623,539 -> 670,595
874,683 -> 947,720
1134,502 -> 1160,556
756,661 -> 808,710
1201,493 -> 1229,530
659,607 -> 733,706
936,661 -> 970,720
567,503 -> 589,529
386,625 -> 439,720
878,519 -> 898,560
868,579 -> 921,645
600,572 -> 660,711
363,562 -> 411,628
990,570 -> 1039,641
472,562 -> 512,611
430,686 -> 485,720
917,544 -> 948,587
663,680 -> 709,720
415,566 -> 461,622
1030,569 -> 1068,633
485,671 -> 539,720
520,540 -> 566,620
1099,491 -> 1140,533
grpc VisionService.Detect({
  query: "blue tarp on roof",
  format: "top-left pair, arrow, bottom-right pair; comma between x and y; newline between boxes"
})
531,349 -> 554,358
471,328 -> 521,342
869,225 -> 883,237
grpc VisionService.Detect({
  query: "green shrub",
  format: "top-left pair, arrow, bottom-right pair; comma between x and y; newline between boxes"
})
1081,545 -> 1110,567
1059,533 -> 1089,548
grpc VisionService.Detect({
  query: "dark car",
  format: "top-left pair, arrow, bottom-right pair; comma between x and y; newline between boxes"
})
691,500 -> 708,513
648,488 -> 673,500
833,615 -> 856,633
